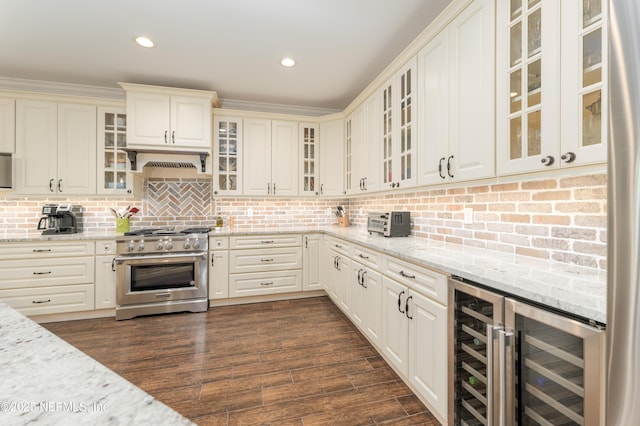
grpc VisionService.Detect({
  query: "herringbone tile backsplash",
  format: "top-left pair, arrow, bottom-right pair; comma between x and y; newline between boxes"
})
146,179 -> 212,218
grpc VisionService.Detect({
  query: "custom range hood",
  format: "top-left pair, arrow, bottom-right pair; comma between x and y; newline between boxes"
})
123,148 -> 211,173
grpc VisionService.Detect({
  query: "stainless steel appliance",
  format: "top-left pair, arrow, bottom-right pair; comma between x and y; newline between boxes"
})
0,154 -> 10,188
367,211 -> 411,237
608,0 -> 640,423
114,227 -> 210,320
449,276 -> 605,425
36,203 -> 83,235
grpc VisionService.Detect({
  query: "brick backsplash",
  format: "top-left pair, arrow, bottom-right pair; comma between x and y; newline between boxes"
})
347,173 -> 607,269
0,173 -> 607,269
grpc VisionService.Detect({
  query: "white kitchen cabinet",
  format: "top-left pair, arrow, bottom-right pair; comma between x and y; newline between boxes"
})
95,241 -> 116,309
303,234 -> 321,291
417,0 -> 495,186
0,97 -> 15,153
243,119 -> 298,196
300,123 -> 319,196
381,257 -> 448,422
15,100 -> 96,195
213,116 -> 242,195
351,255 -> 383,348
209,236 -> 229,300
120,83 -> 215,150
381,57 -> 417,190
497,1 -> 605,175
318,119 -> 345,196
325,236 -> 352,314
97,107 -> 133,195
349,92 -> 380,194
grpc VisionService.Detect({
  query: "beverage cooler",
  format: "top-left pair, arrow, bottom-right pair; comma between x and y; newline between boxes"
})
448,277 -> 605,425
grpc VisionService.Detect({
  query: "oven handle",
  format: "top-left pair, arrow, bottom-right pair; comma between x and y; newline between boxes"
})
114,252 -> 207,263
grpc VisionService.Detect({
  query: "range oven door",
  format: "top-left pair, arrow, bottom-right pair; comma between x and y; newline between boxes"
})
115,252 -> 208,306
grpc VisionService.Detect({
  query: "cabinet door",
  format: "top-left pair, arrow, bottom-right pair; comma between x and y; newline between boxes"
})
95,255 -> 116,309
323,241 -> 338,301
209,250 -> 229,299
57,103 -> 96,194
336,255 -> 351,314
214,116 -> 242,195
362,268 -> 383,348
344,116 -> 354,194
318,119 -> 344,196
271,120 -> 298,196
417,30 -> 450,186
351,104 -> 366,193
15,100 -> 57,194
363,92 -> 381,192
382,276 -> 409,376
97,107 -> 132,195
0,98 -> 15,153
170,96 -> 211,148
560,0 -> 607,166
243,118 -> 271,195
448,0 -> 496,182
351,262 -> 367,330
303,235 -> 321,291
300,123 -> 319,195
126,92 -> 170,146
497,0 -> 561,175
408,290 -> 448,421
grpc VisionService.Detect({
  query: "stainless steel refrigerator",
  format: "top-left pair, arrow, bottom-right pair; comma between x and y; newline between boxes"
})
449,277 -> 605,425
607,0 -> 640,424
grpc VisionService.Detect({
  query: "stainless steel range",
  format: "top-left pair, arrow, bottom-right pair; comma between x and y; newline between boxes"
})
114,227 -> 210,320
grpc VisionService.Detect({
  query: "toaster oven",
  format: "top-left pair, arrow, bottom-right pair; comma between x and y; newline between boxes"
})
367,211 -> 411,237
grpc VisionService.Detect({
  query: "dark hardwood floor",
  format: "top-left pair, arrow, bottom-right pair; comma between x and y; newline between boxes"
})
43,296 -> 441,425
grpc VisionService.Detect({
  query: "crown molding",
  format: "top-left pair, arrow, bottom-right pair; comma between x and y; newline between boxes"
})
218,98 -> 341,117
0,77 -> 125,100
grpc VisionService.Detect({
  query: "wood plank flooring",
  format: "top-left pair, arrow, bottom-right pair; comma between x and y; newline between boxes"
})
43,296 -> 441,425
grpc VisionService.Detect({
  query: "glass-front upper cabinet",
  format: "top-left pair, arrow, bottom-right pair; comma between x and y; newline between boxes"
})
299,123 -> 318,196
97,107 -> 132,195
344,117 -> 353,194
560,0 -> 607,165
497,0 -> 561,175
213,116 -> 242,195
381,57 -> 417,189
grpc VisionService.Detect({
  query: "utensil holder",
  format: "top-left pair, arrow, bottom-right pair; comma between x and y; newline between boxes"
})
337,215 -> 349,227
116,218 -> 130,233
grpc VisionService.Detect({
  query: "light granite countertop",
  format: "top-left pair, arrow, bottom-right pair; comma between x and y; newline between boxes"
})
0,302 -> 193,425
0,224 -> 607,323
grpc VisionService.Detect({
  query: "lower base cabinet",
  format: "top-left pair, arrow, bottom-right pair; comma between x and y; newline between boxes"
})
0,284 -> 95,316
351,260 -> 383,348
94,255 -> 116,309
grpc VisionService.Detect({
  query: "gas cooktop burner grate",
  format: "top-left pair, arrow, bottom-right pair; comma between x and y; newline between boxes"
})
123,227 -> 211,236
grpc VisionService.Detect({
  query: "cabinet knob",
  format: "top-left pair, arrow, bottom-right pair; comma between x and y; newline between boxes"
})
541,155 -> 555,166
561,152 -> 576,163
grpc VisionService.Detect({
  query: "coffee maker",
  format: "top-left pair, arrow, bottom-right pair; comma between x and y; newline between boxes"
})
37,204 -> 83,235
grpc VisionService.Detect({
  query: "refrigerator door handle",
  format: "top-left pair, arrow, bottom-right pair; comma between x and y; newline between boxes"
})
486,324 -> 502,426
498,329 -> 514,426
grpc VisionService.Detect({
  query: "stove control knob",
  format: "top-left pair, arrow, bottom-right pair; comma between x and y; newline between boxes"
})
138,242 -> 145,251
155,242 -> 164,250
183,241 -> 191,250
126,241 -> 135,252
192,240 -> 201,250
166,239 -> 173,250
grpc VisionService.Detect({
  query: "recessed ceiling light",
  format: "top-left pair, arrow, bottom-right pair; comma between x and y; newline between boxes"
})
281,58 -> 296,67
135,36 -> 155,48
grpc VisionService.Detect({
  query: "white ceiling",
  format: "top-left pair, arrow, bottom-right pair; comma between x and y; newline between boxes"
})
0,0 -> 451,112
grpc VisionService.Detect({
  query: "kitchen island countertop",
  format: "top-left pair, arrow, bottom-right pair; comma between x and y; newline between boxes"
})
0,302 -> 193,425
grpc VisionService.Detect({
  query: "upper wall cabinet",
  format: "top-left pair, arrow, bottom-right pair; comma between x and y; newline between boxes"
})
119,83 -> 216,151
318,119 -> 344,196
299,123 -> 319,196
497,0 -> 606,175
97,107 -> 133,195
0,98 -> 15,154
15,101 -> 96,195
381,58 -> 417,190
417,0 -> 496,186
349,92 -> 381,195
213,116 -> 243,195
243,119 -> 298,196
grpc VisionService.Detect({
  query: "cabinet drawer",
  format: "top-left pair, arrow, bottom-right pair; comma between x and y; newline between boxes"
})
229,270 -> 302,297
0,241 -> 95,260
384,256 -> 448,305
325,236 -> 353,257
0,284 -> 95,316
353,244 -> 382,271
96,240 -> 116,255
209,236 -> 229,250
230,247 -> 302,273
0,257 -> 94,289
230,234 -> 302,249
